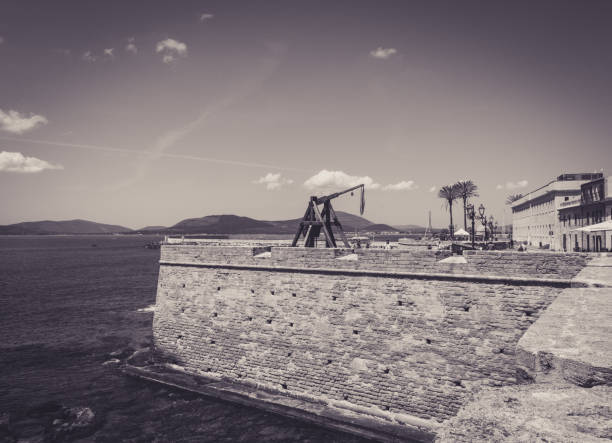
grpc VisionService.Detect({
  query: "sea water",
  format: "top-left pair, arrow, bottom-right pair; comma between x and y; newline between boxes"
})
0,235 -> 366,442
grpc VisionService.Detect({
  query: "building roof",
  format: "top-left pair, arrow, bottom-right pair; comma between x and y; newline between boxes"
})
511,173 -> 604,210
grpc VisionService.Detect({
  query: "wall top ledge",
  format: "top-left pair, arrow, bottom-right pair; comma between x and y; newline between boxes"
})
159,260 -> 574,287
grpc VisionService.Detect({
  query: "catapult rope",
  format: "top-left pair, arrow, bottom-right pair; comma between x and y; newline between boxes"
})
360,185 -> 365,215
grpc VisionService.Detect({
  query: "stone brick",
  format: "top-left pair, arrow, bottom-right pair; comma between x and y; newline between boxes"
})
151,245 -> 574,422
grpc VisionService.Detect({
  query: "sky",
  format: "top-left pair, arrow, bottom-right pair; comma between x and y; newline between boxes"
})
1,0 -> 611,229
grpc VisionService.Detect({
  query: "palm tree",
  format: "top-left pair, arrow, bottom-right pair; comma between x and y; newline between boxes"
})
438,184 -> 460,239
455,180 -> 479,230
506,194 -> 524,205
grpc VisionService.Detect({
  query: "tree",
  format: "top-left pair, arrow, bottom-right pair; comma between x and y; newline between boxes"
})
506,194 -> 524,205
438,184 -> 460,239
455,180 -> 479,230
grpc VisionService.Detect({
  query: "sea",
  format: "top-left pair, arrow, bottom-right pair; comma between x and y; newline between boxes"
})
0,235 -> 369,442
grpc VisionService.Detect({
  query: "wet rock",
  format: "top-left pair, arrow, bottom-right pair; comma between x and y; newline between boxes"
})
48,406 -> 97,441
110,347 -> 134,359
127,347 -> 152,367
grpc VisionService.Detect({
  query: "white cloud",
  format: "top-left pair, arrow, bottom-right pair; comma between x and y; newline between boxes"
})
200,13 -> 214,22
0,109 -> 48,134
103,48 -> 114,59
497,180 -> 529,190
369,47 -> 397,59
383,180 -> 417,191
82,50 -> 97,62
125,37 -> 137,54
156,38 -> 187,63
0,151 -> 62,173
304,169 -> 381,190
429,186 -> 437,193
253,172 -> 293,190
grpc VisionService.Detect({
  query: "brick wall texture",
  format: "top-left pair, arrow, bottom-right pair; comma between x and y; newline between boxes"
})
152,246 -> 585,422
160,245 -> 589,280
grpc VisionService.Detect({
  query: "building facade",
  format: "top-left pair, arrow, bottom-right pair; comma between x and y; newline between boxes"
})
511,173 -> 603,250
557,176 -> 612,252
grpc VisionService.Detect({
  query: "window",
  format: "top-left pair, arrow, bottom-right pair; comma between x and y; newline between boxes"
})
564,196 -> 569,201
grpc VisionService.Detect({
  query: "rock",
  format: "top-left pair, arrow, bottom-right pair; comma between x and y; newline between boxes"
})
48,406 -> 97,441
109,347 -> 134,359
127,347 -> 151,367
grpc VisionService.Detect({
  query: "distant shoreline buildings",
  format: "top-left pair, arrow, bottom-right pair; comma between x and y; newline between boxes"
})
511,173 -> 612,252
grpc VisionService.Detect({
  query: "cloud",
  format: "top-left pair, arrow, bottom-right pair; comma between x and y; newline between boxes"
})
200,13 -> 214,22
156,38 -> 187,63
429,186 -> 437,193
125,37 -> 137,54
383,180 -> 417,191
0,109 -> 48,134
82,50 -> 97,62
369,47 -> 397,59
497,180 -> 529,190
304,170 -> 381,190
103,48 -> 114,59
0,151 -> 62,173
253,172 -> 293,190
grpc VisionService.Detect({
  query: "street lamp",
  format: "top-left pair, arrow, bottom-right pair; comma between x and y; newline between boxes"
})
467,203 -> 476,249
478,204 -> 487,241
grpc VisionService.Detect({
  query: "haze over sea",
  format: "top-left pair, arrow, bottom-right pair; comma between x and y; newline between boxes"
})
0,235 -> 367,442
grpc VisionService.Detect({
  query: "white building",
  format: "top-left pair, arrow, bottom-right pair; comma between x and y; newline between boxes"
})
511,173 -> 603,250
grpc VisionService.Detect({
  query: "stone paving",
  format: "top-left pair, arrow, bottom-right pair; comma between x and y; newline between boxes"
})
437,255 -> 612,442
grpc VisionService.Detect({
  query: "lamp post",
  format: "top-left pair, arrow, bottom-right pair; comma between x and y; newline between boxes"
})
467,204 -> 475,249
478,204 -> 487,242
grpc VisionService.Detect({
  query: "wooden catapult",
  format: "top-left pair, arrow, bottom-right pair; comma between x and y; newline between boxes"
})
291,184 -> 365,248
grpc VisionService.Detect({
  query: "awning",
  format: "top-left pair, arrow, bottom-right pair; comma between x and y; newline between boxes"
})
571,220 -> 612,232
454,228 -> 470,236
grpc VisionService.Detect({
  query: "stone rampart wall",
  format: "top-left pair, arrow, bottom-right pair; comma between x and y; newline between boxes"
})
152,245 -> 576,423
160,245 -> 589,280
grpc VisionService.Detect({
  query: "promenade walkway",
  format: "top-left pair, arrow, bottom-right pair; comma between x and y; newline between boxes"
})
438,255 -> 612,442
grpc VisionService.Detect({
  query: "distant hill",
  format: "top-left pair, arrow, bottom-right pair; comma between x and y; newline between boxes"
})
267,211 -> 374,234
170,215 -> 275,234
0,211 -> 395,236
0,219 -> 132,235
162,211 -> 375,235
361,223 -> 400,233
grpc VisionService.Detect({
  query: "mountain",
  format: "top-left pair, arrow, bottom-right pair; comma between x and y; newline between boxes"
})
162,211 -> 375,235
267,211 -> 374,234
0,211 -> 380,236
170,215 -> 275,234
361,223 -> 400,232
0,219 -> 132,235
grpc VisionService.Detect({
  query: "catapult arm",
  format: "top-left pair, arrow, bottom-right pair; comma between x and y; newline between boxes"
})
315,184 -> 364,205
291,183 -> 365,247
